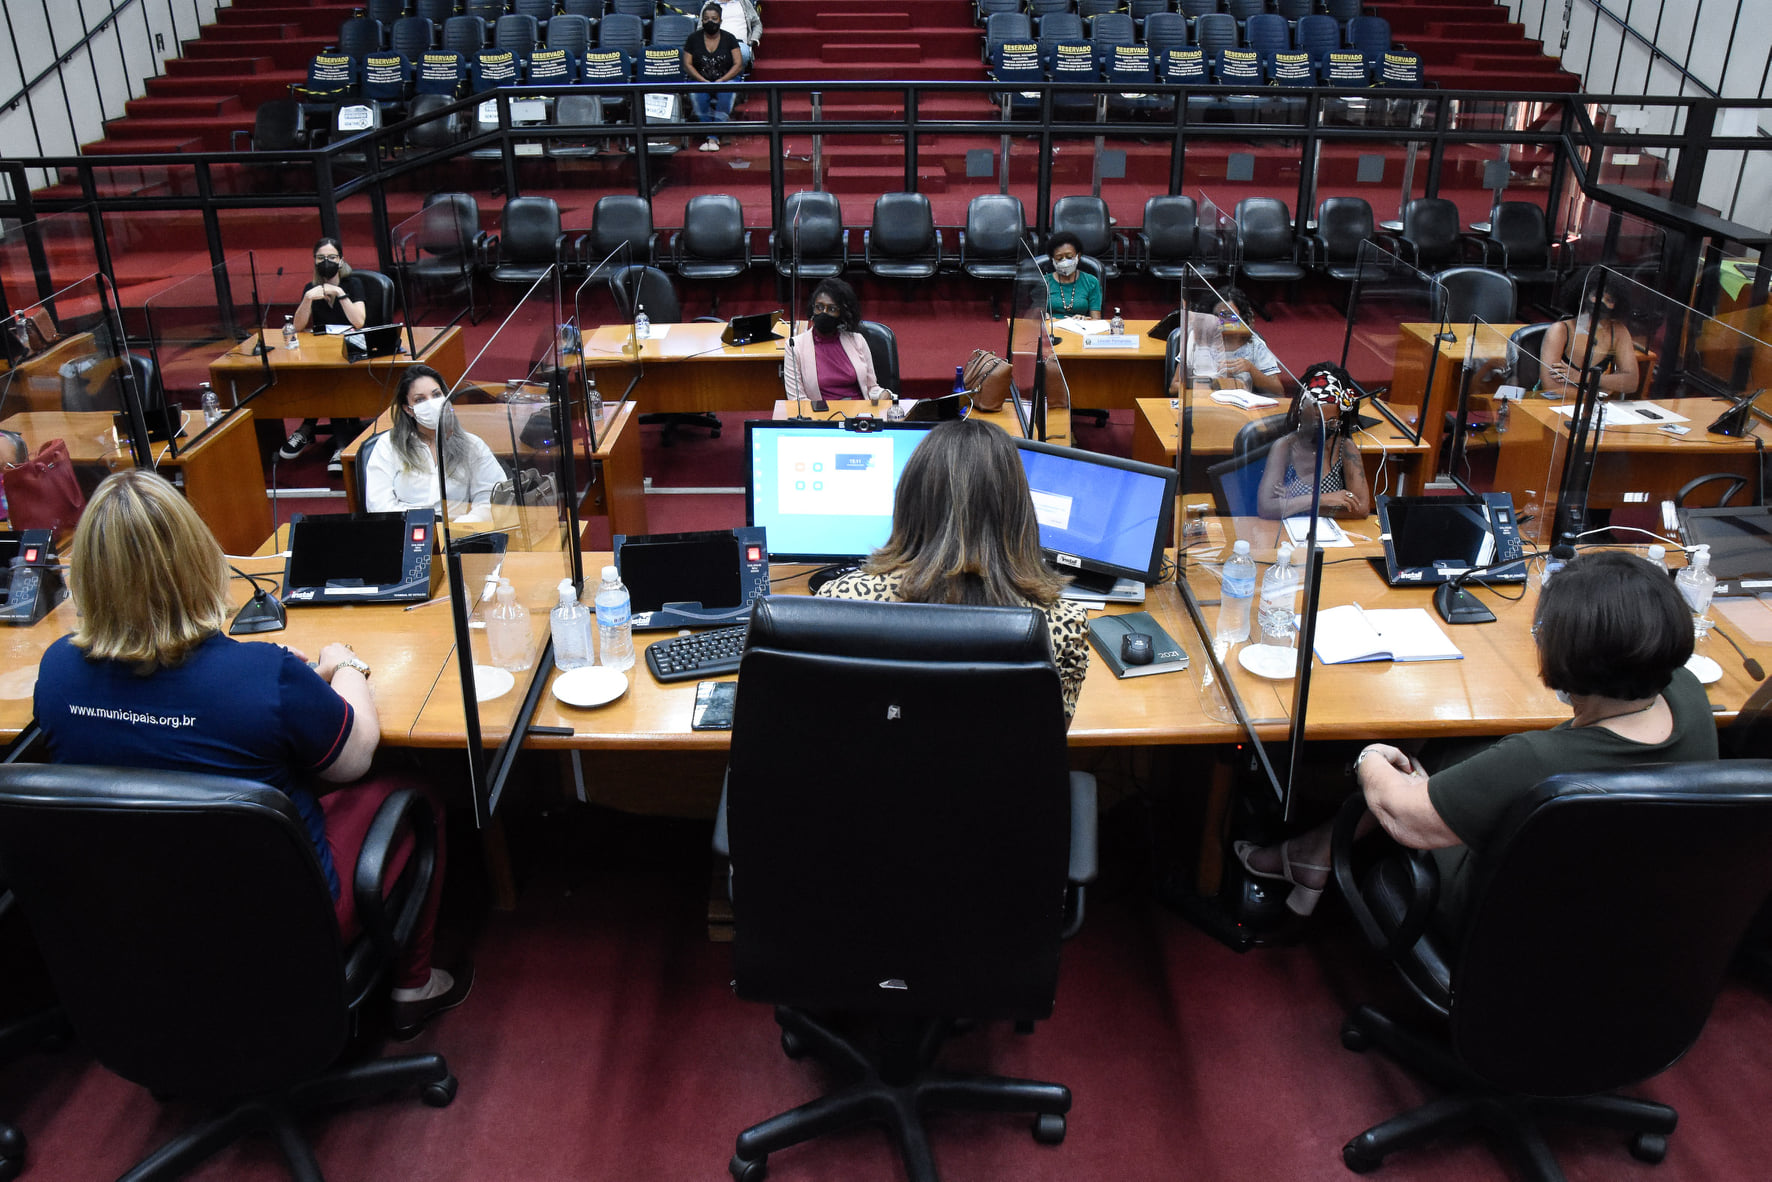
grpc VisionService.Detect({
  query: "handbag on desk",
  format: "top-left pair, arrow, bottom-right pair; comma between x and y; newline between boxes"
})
491,467 -> 559,508
2,438 -> 86,543
961,349 -> 1012,412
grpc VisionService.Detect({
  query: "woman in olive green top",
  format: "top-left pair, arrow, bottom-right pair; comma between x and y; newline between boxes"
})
1236,550 -> 1716,930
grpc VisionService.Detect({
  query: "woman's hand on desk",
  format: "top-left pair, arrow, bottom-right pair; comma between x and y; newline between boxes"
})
1319,490 -> 1359,515
313,642 -> 362,684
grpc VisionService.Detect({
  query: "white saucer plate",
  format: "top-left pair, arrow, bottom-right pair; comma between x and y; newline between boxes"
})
553,665 -> 629,708
1238,644 -> 1300,680
472,664 -> 516,702
1685,653 -> 1723,685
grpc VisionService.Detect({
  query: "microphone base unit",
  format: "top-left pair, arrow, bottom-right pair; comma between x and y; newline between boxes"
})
1433,582 -> 1498,626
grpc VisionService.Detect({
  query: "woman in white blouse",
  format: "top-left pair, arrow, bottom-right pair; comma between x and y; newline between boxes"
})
364,366 -> 506,519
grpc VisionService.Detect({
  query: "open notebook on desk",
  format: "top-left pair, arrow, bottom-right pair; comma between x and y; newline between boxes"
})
1313,604 -> 1463,665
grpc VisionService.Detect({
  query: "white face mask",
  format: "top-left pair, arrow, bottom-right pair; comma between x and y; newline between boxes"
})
410,396 -> 445,431
1555,688 -> 1572,706
1053,257 -> 1079,277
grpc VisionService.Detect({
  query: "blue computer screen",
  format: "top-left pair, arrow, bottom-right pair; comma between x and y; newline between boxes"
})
745,422 -> 935,562
1016,441 -> 1174,580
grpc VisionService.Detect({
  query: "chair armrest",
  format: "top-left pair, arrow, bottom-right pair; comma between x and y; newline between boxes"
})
230,129 -> 252,151
351,787 -> 439,962
1301,231 -> 1326,266
554,231 -> 576,266
740,229 -> 753,266
956,228 -> 969,264
569,231 -> 589,266
1330,792 -> 1440,960
669,229 -> 685,265
1067,770 -> 1098,884
712,771 -> 730,857
476,232 -> 500,267
862,228 -> 874,261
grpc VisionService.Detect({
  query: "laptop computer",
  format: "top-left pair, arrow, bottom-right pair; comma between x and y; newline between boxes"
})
344,323 -> 404,362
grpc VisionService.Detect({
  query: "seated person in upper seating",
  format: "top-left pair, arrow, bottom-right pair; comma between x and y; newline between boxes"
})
1169,287 -> 1283,397
365,365 -> 506,520
1541,281 -> 1639,397
783,278 -> 891,404
1234,550 -> 1712,931
32,469 -> 472,1038
719,0 -> 761,72
1256,362 -> 1372,520
281,237 -> 370,474
1044,232 -> 1102,319
817,417 -> 1089,722
682,2 -> 744,153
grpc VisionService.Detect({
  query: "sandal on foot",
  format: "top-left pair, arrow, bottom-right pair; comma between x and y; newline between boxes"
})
1232,839 -> 1330,916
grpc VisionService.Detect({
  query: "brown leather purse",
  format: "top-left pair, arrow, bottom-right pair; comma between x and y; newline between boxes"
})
961,349 -> 1012,412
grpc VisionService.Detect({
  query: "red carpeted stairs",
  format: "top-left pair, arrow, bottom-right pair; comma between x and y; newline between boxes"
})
1369,0 -> 1581,92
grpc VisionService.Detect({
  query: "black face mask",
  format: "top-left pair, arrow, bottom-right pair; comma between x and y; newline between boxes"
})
811,312 -> 840,336
315,257 -> 341,279
702,20 -> 720,34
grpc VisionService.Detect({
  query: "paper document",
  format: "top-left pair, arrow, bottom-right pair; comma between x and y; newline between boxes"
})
1054,317 -> 1110,335
1550,400 -> 1688,426
1283,516 -> 1353,548
1313,604 -> 1463,665
1211,390 -> 1279,410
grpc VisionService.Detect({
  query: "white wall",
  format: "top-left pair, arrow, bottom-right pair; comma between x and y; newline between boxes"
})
0,0 -> 223,195
1504,0 -> 1772,229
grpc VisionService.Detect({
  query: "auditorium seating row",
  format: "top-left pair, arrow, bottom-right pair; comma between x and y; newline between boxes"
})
978,6 -> 1397,65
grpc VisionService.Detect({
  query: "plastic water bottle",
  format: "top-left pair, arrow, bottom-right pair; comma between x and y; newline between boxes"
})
633,303 -> 651,341
953,364 -> 966,394
595,564 -> 634,671
549,578 -> 595,671
1215,539 -> 1256,645
1110,306 -> 1125,336
487,578 -> 532,671
282,314 -> 299,350
199,382 -> 221,426
586,370 -> 604,427
1646,544 -> 1669,574
1676,545 -> 1716,639
1258,542 -> 1302,648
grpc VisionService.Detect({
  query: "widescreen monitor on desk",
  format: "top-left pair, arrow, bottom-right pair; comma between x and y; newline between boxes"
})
744,420 -> 935,564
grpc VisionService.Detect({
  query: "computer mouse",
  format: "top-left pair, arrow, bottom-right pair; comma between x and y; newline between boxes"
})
1121,632 -> 1155,666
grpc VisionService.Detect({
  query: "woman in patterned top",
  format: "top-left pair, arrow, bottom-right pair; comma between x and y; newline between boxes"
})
1256,361 -> 1372,520
815,418 -> 1089,723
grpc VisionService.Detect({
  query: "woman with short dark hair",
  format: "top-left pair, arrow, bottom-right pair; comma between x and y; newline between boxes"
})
816,417 -> 1089,721
1044,231 -> 1102,318
782,278 -> 890,404
1235,550 -> 1715,928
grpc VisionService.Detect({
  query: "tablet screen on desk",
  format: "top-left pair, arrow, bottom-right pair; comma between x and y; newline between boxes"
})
1678,506 -> 1772,584
287,514 -> 409,589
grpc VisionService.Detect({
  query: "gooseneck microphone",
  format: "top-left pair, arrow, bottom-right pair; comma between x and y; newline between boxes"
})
1432,547 -> 1545,626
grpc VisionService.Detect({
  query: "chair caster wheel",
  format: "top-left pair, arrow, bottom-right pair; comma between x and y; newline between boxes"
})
779,1029 -> 807,1059
1630,1132 -> 1668,1164
421,1075 -> 458,1107
729,1152 -> 767,1180
1033,1112 -> 1066,1144
0,1155 -> 20,1182
1340,1018 -> 1372,1052
1343,1135 -> 1384,1173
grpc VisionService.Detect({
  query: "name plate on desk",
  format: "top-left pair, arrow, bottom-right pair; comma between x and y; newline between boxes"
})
1083,334 -> 1140,349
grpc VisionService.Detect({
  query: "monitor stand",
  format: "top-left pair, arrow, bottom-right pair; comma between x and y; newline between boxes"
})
1064,569 -> 1121,597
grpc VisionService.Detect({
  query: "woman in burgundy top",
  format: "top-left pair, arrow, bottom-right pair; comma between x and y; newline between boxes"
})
782,278 -> 891,405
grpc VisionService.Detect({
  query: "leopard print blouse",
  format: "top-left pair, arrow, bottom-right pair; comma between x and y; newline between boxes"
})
815,570 -> 1089,720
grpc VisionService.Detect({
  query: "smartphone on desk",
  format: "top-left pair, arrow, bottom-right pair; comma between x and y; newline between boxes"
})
691,680 -> 738,730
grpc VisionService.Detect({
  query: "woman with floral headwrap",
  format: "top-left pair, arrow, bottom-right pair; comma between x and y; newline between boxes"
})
1257,362 -> 1371,520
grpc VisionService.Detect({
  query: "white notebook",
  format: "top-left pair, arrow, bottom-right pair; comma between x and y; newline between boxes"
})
1313,604 -> 1463,665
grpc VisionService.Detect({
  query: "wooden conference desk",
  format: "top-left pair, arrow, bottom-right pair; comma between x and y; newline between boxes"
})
0,408 -> 272,555
1130,395 -> 1434,496
207,326 -> 468,426
1050,320 -> 1169,411
768,398 -> 1039,439
1388,321 -> 1527,466
582,321 -> 786,412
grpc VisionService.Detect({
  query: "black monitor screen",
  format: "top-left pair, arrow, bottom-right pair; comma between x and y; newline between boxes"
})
1677,507 -> 1772,581
1386,497 -> 1495,569
1013,438 -> 1176,584
745,421 -> 935,563
616,531 -> 743,613
287,514 -> 409,587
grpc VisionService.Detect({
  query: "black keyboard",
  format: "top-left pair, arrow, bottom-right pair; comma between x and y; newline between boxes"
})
644,624 -> 748,683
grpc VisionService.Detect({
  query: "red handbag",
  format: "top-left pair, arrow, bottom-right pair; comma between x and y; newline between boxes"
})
2,438 -> 86,544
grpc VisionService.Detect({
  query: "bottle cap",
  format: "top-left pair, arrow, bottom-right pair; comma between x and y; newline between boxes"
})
1647,545 -> 1666,560
496,583 -> 515,603
558,578 -> 576,603
1233,539 -> 1250,555
602,564 -> 620,581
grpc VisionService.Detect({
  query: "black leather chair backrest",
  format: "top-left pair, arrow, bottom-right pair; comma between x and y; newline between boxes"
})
493,13 -> 539,52
547,12 -> 593,55
407,93 -> 461,148
0,765 -> 352,1100
964,193 -> 1028,263
1506,322 -> 1550,390
588,194 -> 654,267
870,192 -> 936,256
1316,196 -> 1375,263
1050,195 -> 1114,260
1401,197 -> 1464,267
1489,200 -> 1551,268
390,16 -> 435,59
777,190 -> 845,271
679,193 -> 745,263
1142,194 -> 1199,262
1436,266 -> 1516,325
1452,762 -> 1772,1097
725,596 -> 1071,1021
1235,196 -> 1294,262
356,430 -> 386,504
420,191 -> 479,258
416,0 -> 454,22
856,320 -> 899,395
336,17 -> 383,60
353,269 -> 397,324
253,99 -> 305,150
609,264 -> 682,322
440,15 -> 486,55
499,195 -> 562,264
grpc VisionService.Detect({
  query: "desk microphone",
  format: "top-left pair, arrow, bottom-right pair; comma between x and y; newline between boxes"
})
1432,550 -> 1537,626
1711,622 -> 1766,681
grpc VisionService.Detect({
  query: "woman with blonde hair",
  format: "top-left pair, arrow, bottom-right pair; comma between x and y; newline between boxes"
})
32,469 -> 470,1039
816,417 -> 1089,720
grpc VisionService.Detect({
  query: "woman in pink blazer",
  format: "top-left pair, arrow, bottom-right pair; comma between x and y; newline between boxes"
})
783,278 -> 891,403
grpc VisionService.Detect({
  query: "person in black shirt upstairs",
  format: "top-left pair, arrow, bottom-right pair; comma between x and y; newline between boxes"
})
682,2 -> 743,153
279,237 -> 369,475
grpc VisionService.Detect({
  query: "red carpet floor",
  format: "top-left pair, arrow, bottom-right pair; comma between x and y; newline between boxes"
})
4,803 -> 1771,1181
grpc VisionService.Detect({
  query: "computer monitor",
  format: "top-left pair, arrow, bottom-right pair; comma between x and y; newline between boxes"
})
1675,505 -> 1772,595
1375,493 -> 1525,586
1012,437 -> 1177,594
744,420 -> 936,564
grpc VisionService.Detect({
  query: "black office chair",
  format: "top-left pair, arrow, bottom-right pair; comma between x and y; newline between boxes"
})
1505,322 -> 1550,391
1435,265 -> 1517,325
1675,471 -> 1754,508
1330,762 -> 1772,1180
865,192 -> 942,283
1232,197 -> 1306,318
1304,196 -> 1386,295
61,352 -> 165,416
770,190 -> 847,281
231,99 -> 307,151
715,596 -> 1097,1182
401,191 -> 484,322
671,194 -> 752,312
1138,194 -> 1221,284
1395,197 -> 1473,273
485,196 -> 571,288
607,265 -> 724,444
389,16 -> 435,60
582,194 -> 657,273
0,881 -> 67,1182
0,764 -> 456,1182
1480,201 -> 1563,296
355,430 -> 387,507
352,268 -> 397,326
855,320 -> 900,396
1050,195 -> 1119,280
959,194 -> 1031,318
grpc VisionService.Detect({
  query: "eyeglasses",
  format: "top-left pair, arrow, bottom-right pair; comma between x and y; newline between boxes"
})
810,302 -> 841,315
